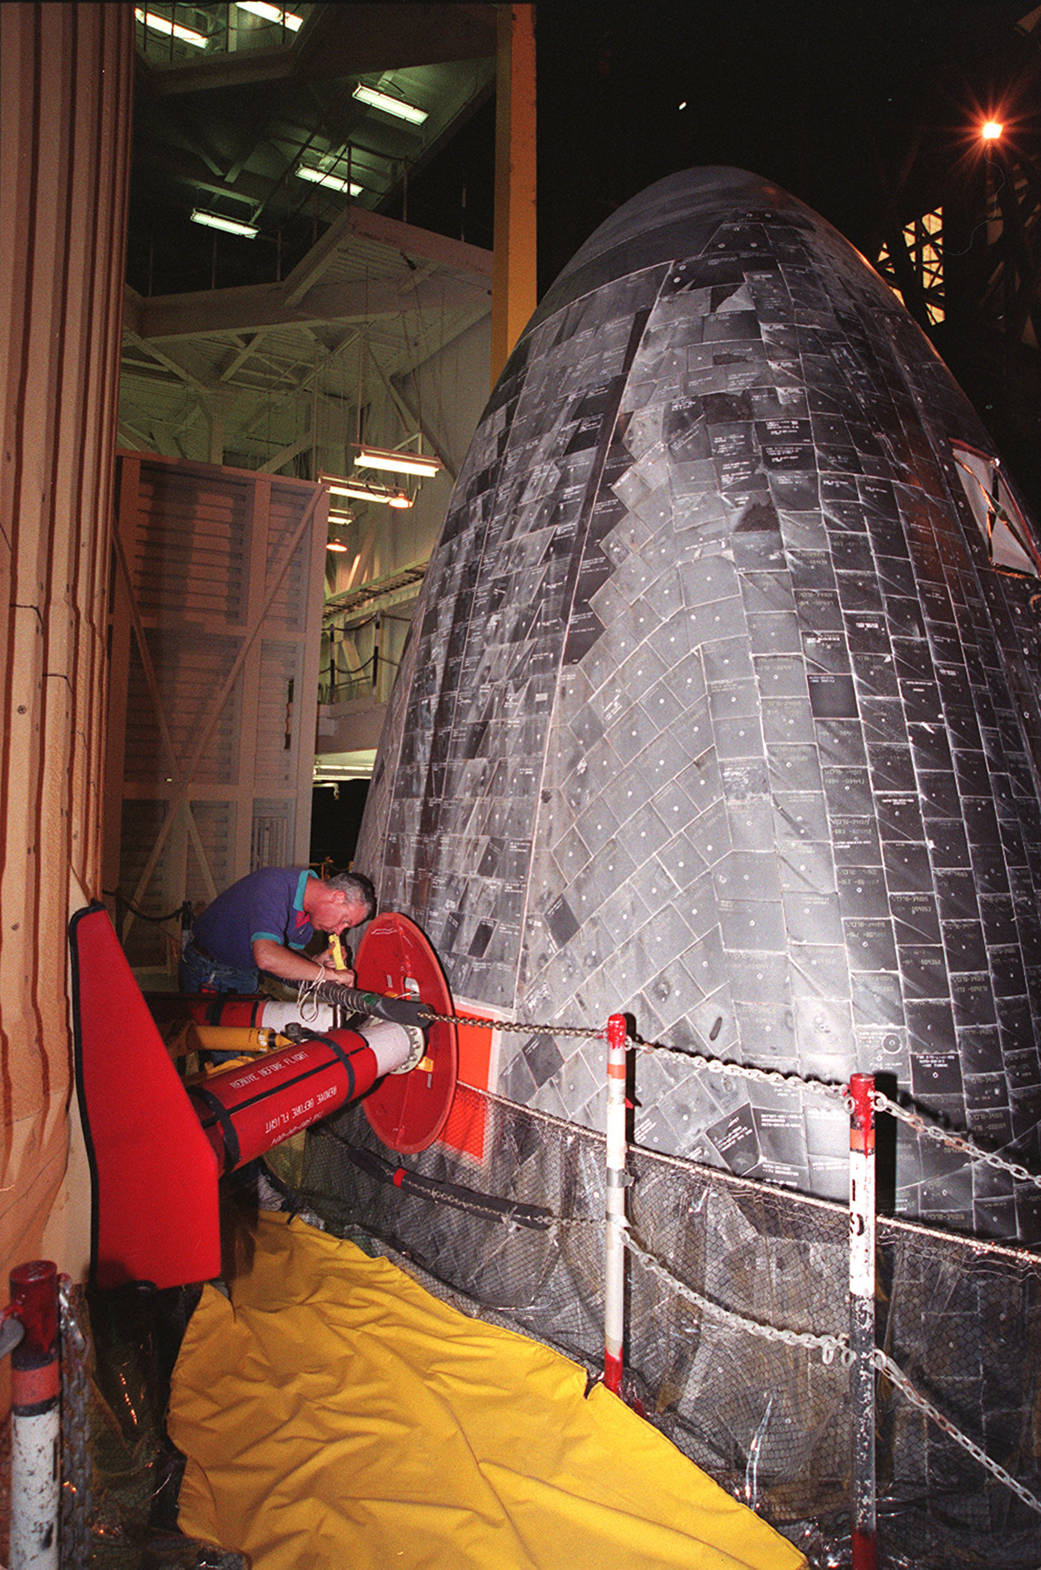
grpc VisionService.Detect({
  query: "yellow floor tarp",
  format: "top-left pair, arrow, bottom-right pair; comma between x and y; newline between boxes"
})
169,1211 -> 806,1570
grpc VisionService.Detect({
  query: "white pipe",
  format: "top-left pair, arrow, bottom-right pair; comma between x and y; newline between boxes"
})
8,1260 -> 60,1570
355,1017 -> 419,1075
604,1014 -> 629,1393
11,1409 -> 60,1570
257,998 -> 337,1033
848,1073 -> 878,1570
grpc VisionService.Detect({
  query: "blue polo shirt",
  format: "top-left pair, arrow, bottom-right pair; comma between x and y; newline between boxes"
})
192,867 -> 316,971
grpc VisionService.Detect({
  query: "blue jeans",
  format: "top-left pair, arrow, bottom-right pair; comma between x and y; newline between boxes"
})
179,940 -> 259,996
179,942 -> 261,1064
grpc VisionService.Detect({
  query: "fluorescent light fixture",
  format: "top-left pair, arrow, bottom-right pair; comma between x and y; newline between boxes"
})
296,165 -> 362,197
352,83 -> 428,126
190,208 -> 259,238
325,481 -> 385,502
355,445 -> 441,479
321,476 -> 413,509
235,1 -> 303,28
135,7 -> 208,47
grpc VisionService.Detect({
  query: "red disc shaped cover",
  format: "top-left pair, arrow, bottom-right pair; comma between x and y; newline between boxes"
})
354,912 -> 458,1153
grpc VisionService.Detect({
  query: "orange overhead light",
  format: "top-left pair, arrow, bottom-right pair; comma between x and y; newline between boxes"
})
981,120 -> 1004,141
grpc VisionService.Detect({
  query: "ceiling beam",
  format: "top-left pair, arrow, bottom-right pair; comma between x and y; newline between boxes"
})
295,4 -> 497,77
305,270 -> 489,322
131,140 -> 282,211
258,431 -> 314,474
125,288 -> 144,336
123,329 -> 212,392
118,419 -> 156,450
366,342 -> 458,483
135,41 -> 298,98
132,268 -> 489,340
323,561 -> 428,618
218,330 -> 270,382
283,202 -> 493,303
129,207 -> 491,341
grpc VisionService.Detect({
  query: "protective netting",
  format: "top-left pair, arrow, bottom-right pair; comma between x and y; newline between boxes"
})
300,1084 -> 1041,1570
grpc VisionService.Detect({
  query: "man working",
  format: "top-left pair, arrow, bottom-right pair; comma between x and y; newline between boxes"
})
180,866 -> 376,995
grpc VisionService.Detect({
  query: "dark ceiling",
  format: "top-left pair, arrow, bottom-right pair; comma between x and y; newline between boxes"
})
532,0 -> 1041,509
534,2 -> 1039,272
128,3 -> 497,296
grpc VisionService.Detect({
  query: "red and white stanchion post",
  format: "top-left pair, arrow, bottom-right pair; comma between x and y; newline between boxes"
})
848,1074 -> 878,1570
7,1259 -> 61,1570
604,1013 -> 629,1394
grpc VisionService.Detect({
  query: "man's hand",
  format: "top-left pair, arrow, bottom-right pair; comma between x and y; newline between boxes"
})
313,934 -> 356,985
252,937 -> 356,987
316,956 -> 357,986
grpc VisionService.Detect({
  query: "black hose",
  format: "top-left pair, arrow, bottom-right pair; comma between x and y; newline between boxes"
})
307,981 -> 430,1028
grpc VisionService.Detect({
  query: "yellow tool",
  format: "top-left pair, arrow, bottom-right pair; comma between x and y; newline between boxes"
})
192,1025 -> 286,1055
329,933 -> 348,971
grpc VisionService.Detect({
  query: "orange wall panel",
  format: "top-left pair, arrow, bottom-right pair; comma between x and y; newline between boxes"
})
0,3 -> 133,1347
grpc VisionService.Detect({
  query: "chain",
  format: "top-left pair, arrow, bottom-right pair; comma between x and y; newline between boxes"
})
418,1008 -> 606,1039
871,1088 -> 1041,1191
638,1038 -> 851,1102
420,1011 -> 1041,1186
418,1008 -> 850,1097
622,1230 -> 853,1364
871,1348 -> 1041,1515
622,1231 -> 1041,1511
59,1275 -> 93,1570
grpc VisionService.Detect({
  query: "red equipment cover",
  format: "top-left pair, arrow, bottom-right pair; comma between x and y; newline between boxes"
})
69,904 -> 221,1289
189,1031 -> 379,1173
356,913 -> 458,1153
185,996 -> 267,1028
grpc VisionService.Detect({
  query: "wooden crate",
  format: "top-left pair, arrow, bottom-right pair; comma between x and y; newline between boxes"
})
104,452 -> 328,973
